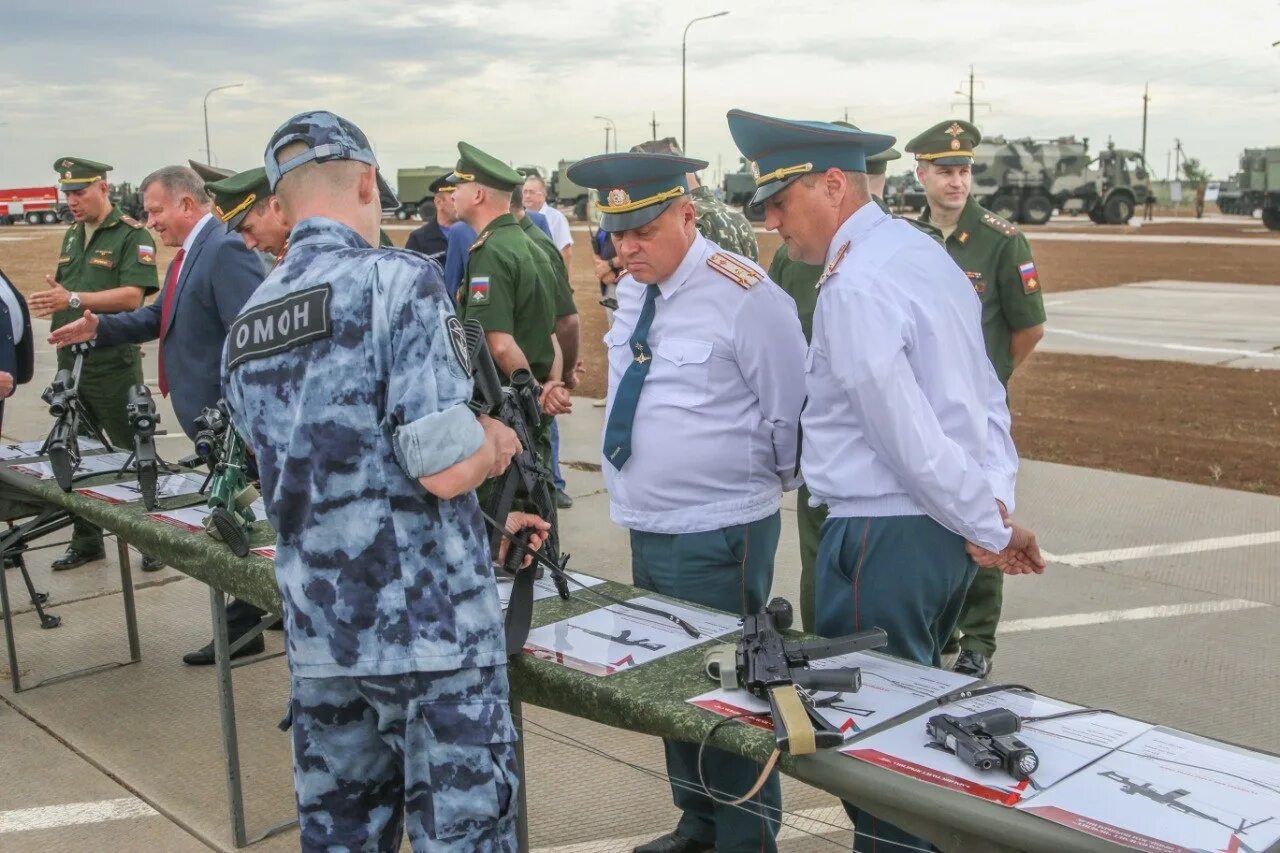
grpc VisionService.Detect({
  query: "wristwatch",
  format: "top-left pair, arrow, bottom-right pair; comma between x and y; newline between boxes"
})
68,293 -> 81,311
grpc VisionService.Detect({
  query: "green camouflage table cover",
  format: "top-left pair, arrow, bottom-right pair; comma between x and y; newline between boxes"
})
0,460 -> 1123,853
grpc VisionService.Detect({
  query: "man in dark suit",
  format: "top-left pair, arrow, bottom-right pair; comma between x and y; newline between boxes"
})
50,164 -> 266,665
0,266 -> 35,430
404,174 -> 456,263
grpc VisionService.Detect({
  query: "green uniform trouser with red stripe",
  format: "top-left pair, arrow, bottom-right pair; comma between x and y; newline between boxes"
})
815,514 -> 977,853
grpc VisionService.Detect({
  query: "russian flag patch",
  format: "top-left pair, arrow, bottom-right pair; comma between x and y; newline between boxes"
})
1018,261 -> 1039,294
469,276 -> 490,304
137,245 -> 156,265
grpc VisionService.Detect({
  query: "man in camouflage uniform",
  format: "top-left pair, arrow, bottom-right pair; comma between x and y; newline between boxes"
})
224,111 -> 539,851
28,157 -> 160,570
632,138 -> 759,260
907,119 -> 1047,679
767,141 -> 930,630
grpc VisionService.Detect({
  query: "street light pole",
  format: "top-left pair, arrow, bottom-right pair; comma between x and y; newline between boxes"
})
203,83 -> 244,164
681,11 -> 729,153
593,115 -> 618,153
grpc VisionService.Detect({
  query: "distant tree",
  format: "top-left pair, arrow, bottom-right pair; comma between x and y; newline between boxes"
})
1181,158 -> 1211,184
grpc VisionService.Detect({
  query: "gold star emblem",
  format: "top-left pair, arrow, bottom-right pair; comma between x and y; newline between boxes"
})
945,122 -> 964,139
607,188 -> 631,207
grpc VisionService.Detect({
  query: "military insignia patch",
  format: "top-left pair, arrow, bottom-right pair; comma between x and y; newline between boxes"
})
88,257 -> 113,268
60,159 -> 73,169
120,215 -> 143,228
945,123 -> 964,139
950,139 -> 962,151
469,276 -> 490,304
1018,261 -> 1040,293
965,271 -> 986,295
226,284 -> 333,370
956,231 -> 970,245
815,241 -> 850,290
706,252 -> 761,289
468,231 -> 489,252
445,315 -> 470,375
607,188 -> 631,208
137,245 -> 156,265
63,171 -> 73,180
749,161 -> 761,180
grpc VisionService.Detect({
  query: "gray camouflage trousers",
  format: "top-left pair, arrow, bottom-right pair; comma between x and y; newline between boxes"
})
288,664 -> 520,852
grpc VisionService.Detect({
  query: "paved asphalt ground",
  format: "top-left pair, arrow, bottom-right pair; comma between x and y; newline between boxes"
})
1,278 -> 1277,848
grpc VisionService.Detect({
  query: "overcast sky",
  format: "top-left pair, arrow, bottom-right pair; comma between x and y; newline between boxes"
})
2,0 -> 1278,191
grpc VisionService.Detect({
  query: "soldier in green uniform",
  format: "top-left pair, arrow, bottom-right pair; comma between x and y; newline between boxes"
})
768,141 -> 926,630
632,138 -> 759,260
28,158 -> 160,570
449,142 -> 567,466
511,187 -> 579,492
906,120 -> 1047,678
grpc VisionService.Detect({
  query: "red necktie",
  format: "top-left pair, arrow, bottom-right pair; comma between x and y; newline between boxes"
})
157,248 -> 184,397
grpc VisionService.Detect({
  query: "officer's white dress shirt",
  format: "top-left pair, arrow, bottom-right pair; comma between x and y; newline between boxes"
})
603,233 -> 806,534
802,202 -> 1017,553
530,202 -> 573,252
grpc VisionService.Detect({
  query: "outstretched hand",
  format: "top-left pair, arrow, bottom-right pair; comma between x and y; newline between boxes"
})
47,310 -> 100,347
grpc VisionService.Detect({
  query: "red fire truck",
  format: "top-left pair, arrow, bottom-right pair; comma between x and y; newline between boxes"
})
0,186 -> 68,225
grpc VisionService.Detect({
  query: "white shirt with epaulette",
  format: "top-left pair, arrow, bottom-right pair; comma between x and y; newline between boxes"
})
602,233 -> 806,534
802,202 -> 1018,553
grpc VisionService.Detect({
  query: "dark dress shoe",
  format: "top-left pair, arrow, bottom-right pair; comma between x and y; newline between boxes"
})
51,547 -> 106,571
140,555 -> 165,572
953,649 -> 992,679
182,633 -> 266,666
555,489 -> 574,509
633,831 -> 714,853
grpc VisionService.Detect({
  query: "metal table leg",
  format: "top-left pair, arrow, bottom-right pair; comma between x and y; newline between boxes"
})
513,695 -> 530,853
116,537 -> 141,663
211,586 -> 248,847
209,586 -> 294,847
0,558 -> 21,692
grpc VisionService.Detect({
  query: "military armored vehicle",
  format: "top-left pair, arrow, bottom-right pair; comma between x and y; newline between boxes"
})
972,137 -> 1153,226
885,172 -> 927,212
548,160 -> 590,221
722,159 -> 764,221
109,181 -> 145,222
1228,147 -> 1280,229
393,166 -> 451,220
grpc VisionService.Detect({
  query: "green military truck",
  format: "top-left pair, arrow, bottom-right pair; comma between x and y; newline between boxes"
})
549,160 -> 590,221
393,166 -> 451,220
972,136 -> 1153,226
1224,148 -> 1280,229
722,158 -> 763,222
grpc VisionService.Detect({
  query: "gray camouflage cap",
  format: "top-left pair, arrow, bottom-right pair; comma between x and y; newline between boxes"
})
264,110 -> 399,207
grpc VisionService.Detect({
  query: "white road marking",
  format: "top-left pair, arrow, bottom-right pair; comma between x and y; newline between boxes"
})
1044,327 -> 1280,360
532,805 -> 849,852
1043,530 -> 1280,566
1026,232 -> 1280,247
1001,599 -> 1269,634
0,797 -> 158,834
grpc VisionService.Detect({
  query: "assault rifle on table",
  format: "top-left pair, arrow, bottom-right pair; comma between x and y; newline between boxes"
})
705,597 -> 887,754
120,384 -> 171,510
187,401 -> 259,558
39,342 -> 112,491
460,318 -> 700,652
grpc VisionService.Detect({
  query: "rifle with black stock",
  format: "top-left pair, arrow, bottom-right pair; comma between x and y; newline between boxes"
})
460,318 -> 701,652
187,401 -> 259,557
39,342 -> 112,491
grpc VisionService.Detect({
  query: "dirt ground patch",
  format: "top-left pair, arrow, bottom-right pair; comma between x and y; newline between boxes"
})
4,221 -> 1277,497
567,226 -> 1280,497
